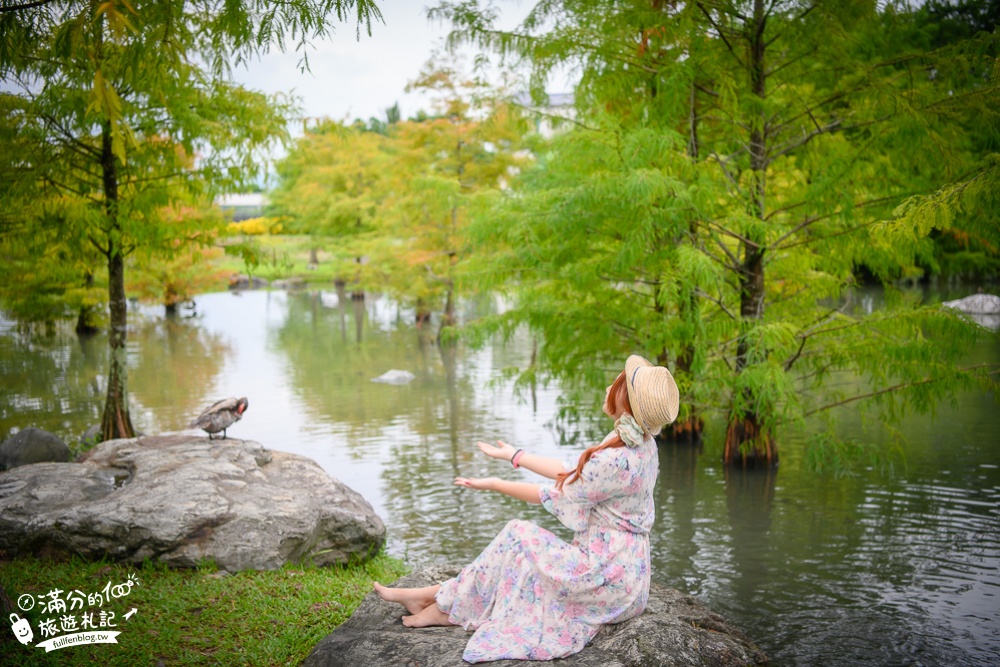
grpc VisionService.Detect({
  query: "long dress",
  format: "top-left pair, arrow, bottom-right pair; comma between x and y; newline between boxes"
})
435,421 -> 658,663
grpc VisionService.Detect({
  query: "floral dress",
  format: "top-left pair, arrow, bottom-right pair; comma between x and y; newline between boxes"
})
435,414 -> 659,663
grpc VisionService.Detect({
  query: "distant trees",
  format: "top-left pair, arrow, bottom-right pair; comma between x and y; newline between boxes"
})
269,120 -> 388,289
0,0 -> 383,440
269,60 -> 530,338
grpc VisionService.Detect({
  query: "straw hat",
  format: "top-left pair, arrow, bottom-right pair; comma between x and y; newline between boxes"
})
624,355 -> 680,435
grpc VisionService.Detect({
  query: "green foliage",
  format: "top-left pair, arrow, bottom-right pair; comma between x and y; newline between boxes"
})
434,0 -> 1000,462
127,199 -> 232,309
876,155 -> 1000,280
464,117 -> 713,392
0,0 -> 383,438
0,209 -> 106,327
269,57 -> 531,334
269,120 -> 388,283
374,61 -> 530,328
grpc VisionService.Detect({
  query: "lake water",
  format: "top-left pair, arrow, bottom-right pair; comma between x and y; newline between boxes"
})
1,288 -> 997,667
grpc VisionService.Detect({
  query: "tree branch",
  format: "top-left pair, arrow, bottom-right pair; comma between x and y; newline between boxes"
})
41,175 -> 98,201
707,150 -> 744,195
767,119 -> 841,161
695,287 -> 738,320
696,242 -> 740,274
763,197 -> 810,221
768,195 -> 901,251
703,227 -> 741,269
37,113 -> 102,159
802,363 -> 1000,417
0,0 -> 54,13
697,218 -> 761,250
696,2 -> 746,68
88,234 -> 109,258
782,301 -> 856,371
693,81 -> 720,98
763,2 -> 816,48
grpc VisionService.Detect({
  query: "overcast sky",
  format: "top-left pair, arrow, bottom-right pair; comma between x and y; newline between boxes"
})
230,0 -> 542,125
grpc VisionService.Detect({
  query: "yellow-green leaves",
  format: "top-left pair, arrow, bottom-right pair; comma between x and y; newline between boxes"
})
88,69 -> 135,164
94,0 -> 139,40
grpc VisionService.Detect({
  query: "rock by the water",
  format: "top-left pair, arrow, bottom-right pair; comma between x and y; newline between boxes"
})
79,424 -> 102,447
302,566 -> 768,667
0,435 -> 385,571
942,293 -> 1000,330
0,428 -> 70,470
942,293 -> 1000,314
229,274 -> 269,290
371,370 -> 416,385
271,277 -> 307,290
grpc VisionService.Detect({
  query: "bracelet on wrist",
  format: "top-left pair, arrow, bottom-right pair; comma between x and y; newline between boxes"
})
511,449 -> 525,468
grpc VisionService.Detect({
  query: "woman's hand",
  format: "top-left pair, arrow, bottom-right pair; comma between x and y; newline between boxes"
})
454,477 -> 499,491
455,477 -> 541,503
476,440 -> 517,462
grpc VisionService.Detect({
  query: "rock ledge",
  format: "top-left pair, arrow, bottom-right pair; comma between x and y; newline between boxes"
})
303,566 -> 768,667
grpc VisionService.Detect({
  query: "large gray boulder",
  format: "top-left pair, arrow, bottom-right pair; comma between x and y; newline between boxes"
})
0,435 -> 385,571
302,566 -> 768,667
942,293 -> 1000,330
0,427 -> 70,470
942,293 -> 1000,313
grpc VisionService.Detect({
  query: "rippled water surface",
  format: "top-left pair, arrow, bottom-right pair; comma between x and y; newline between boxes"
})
2,288 -> 997,667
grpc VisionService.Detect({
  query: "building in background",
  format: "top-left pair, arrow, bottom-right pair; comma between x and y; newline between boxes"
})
216,193 -> 267,222
515,92 -> 575,138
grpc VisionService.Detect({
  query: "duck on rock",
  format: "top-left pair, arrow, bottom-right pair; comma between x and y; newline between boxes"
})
189,397 -> 248,439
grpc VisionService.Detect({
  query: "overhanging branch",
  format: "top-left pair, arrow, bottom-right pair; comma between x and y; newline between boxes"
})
802,363 -> 1000,417
0,0 -> 54,13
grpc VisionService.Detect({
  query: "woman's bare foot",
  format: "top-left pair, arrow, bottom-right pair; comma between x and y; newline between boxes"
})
402,602 -> 455,628
372,582 -> 440,615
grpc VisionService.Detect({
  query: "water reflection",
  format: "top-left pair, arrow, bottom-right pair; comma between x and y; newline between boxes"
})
1,289 -> 997,667
0,327 -> 104,438
129,315 -> 232,433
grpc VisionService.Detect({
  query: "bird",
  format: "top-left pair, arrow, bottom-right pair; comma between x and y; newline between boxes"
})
188,397 -> 248,439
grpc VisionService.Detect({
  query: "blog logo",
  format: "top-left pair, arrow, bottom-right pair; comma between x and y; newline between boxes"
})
9,613 -> 33,645
9,572 -> 139,652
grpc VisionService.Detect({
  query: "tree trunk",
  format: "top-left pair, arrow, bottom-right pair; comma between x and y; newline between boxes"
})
415,297 -> 431,327
724,0 -> 777,467
336,281 -> 348,342
660,342 -> 703,443
351,256 -> 365,301
99,120 -> 136,441
655,297 -> 704,443
164,282 -> 180,317
75,271 -> 99,335
438,283 -> 455,343
661,82 -> 705,444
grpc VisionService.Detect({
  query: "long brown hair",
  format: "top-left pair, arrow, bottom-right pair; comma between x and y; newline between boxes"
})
555,370 -> 631,490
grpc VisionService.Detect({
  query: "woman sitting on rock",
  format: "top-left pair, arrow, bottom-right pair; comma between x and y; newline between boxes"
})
374,354 -> 679,663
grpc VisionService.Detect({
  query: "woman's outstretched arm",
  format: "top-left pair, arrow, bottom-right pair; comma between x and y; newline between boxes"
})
475,440 -> 567,480
455,477 -> 542,504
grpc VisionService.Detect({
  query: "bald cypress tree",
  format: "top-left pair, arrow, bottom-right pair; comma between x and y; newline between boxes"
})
435,0 -> 999,465
0,0 -> 382,440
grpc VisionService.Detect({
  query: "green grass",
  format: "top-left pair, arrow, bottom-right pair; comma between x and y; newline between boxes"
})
215,235 -> 351,287
1,553 -> 409,666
